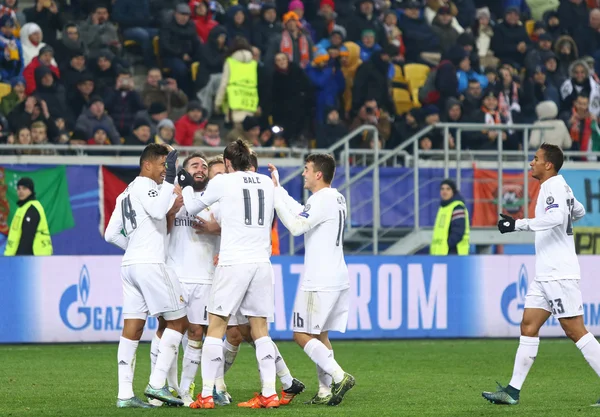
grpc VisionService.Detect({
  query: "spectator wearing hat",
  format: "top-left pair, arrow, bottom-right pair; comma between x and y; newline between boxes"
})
312,0 -> 337,43
23,0 -> 61,49
20,23 -> 50,67
557,0 -> 589,36
316,106 -> 348,148
67,72 -> 96,119
159,3 -> 203,98
430,178 -> 469,256
54,23 -> 88,65
345,0 -> 387,49
79,5 -> 121,57
74,96 -> 121,144
387,107 -> 420,149
32,65 -> 73,128
524,32 -> 553,76
91,49 -> 119,97
420,104 -> 448,152
265,11 -> 314,70
124,118 -> 153,146
0,76 -> 25,116
288,0 -> 315,41
425,0 -> 465,33
456,53 -> 488,94
105,69 -> 144,137
225,5 -> 251,45
306,46 -> 345,123
560,59 -> 600,116
442,97 -> 466,142
341,41 -> 362,118
0,15 -> 24,83
175,100 -> 207,146
315,24 -> 345,51
60,48 -> 88,95
554,35 -> 579,80
358,29 -> 381,62
543,10 -> 564,42
491,7 -> 531,68
155,118 -> 175,144
529,20 -> 546,43
190,0 -> 218,43
141,68 -> 188,117
264,52 -> 312,143
398,1 -> 441,65
431,6 -> 461,53
112,0 -> 158,68
541,51 -> 565,90
252,3 -> 282,55
4,177 -> 52,256
472,7 -> 494,63
134,101 -> 168,137
23,45 -> 58,95
87,124 -> 111,145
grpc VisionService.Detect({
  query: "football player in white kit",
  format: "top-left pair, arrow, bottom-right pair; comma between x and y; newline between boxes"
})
178,140 -> 280,409
104,143 -> 187,408
164,152 -> 219,406
482,143 -> 600,406
268,153 -> 356,406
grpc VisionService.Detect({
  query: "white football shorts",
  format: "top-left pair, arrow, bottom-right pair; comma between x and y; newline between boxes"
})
292,289 -> 349,335
209,262 -> 274,319
524,279 -> 583,319
181,282 -> 211,325
121,263 -> 186,320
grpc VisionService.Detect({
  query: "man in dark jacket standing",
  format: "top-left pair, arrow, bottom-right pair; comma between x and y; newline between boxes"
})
345,0 -> 387,48
491,7 -> 531,69
112,0 -> 158,68
252,4 -> 282,56
398,0 -> 440,64
159,3 -> 203,98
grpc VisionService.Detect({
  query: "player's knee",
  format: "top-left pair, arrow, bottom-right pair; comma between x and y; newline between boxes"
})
520,321 -> 539,337
293,331 -> 312,347
187,324 -> 204,340
239,325 -> 253,344
226,327 -> 244,346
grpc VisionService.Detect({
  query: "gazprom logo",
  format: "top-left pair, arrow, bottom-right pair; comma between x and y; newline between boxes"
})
500,264 -> 529,326
59,266 -> 92,330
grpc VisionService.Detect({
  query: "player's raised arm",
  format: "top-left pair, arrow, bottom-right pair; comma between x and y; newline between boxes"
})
179,169 -> 224,215
268,163 -> 305,214
140,149 -> 178,220
105,194 -> 128,250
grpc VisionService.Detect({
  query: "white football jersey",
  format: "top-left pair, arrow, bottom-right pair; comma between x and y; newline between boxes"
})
515,175 -> 585,281
106,176 -> 175,266
274,186 -> 350,291
167,199 -> 221,284
182,171 -> 274,265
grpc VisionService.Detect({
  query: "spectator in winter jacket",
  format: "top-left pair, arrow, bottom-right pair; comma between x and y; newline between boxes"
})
190,0 -> 218,43
431,45 -> 467,110
490,6 -> 531,68
467,89 -> 516,150
358,29 -> 381,62
54,23 -> 88,65
557,0 -> 589,36
288,0 -> 315,41
252,3 -> 281,55
431,6 -> 460,53
159,3 -> 203,98
134,101 -> 168,137
112,0 -> 158,68
79,5 -> 121,57
265,11 -> 314,70
315,24 -> 345,51
352,49 -> 395,116
529,100 -> 572,149
60,49 -> 87,96
431,178 -> 469,255
92,49 -> 119,97
0,75 -> 25,116
32,65 -> 72,126
543,10 -> 564,42
23,0 -> 61,48
105,70 -> 145,137
349,98 -> 391,148
8,95 -> 59,140
457,59 -> 488,93
124,119 -> 152,146
306,47 -> 345,123
524,32 -> 553,76
141,68 -> 188,116
425,0 -> 465,34
383,11 -> 405,61
574,9 -> 600,61
443,97 -> 466,148
226,5 -> 251,44
67,71 -> 95,119
20,23 -> 49,67
23,45 -> 59,96
175,100 -> 207,146
312,0 -> 337,43
345,0 -> 387,48
155,118 -> 175,144
523,65 -> 560,108
74,96 -> 121,144
0,15 -> 24,83
560,60 -> 600,116
316,106 -> 348,148
398,1 -> 441,64
555,35 -> 579,80
341,42 -> 361,118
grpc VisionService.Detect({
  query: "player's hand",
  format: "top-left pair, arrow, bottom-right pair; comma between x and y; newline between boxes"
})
213,254 -> 219,266
177,168 -> 194,188
267,163 -> 280,187
168,195 -> 183,216
174,184 -> 182,196
497,213 -> 516,234
165,149 -> 178,184
193,213 -> 221,235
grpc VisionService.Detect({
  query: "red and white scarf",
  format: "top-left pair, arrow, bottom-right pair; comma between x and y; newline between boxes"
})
280,30 -> 310,69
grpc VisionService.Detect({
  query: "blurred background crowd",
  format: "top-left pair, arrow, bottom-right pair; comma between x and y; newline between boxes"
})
0,0 -> 599,156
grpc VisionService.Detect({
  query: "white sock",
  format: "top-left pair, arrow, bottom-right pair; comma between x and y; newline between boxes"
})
508,336 -> 539,390
272,342 -> 293,390
223,339 -> 239,375
166,347 -> 180,392
304,339 -> 345,384
255,336 -> 277,397
149,328 -> 183,389
118,337 -> 139,399
201,336 -> 223,397
180,340 -> 202,394
150,333 -> 160,373
317,350 -> 334,396
577,333 -> 600,377
182,332 -> 189,350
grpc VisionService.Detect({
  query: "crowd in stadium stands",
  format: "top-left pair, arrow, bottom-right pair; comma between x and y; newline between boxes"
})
0,0 -> 600,156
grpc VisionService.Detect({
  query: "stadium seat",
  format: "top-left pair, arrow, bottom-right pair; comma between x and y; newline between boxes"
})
404,64 -> 429,107
152,36 -> 170,74
525,20 -> 535,37
124,39 -> 139,48
392,87 -> 413,115
0,83 -> 11,99
191,62 -> 199,81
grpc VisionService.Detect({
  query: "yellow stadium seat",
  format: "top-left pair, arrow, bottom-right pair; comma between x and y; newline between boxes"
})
411,88 -> 422,108
0,83 -> 11,100
393,87 -> 413,115
404,64 -> 430,90
191,62 -> 199,81
525,20 -> 535,37
152,36 -> 170,74
124,39 -> 139,48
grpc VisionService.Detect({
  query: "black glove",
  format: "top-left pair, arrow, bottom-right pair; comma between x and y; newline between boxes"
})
498,213 -> 516,234
165,149 -> 178,184
177,168 -> 194,188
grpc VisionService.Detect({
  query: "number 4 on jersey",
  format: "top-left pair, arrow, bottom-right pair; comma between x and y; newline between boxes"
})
566,198 -> 574,236
121,195 -> 137,236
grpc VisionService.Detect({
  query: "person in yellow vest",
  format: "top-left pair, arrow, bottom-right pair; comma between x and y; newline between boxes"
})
430,178 -> 469,255
4,177 -> 53,256
214,37 -> 259,131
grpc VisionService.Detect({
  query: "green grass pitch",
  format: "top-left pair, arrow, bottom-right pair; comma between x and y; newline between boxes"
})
1,339 -> 599,416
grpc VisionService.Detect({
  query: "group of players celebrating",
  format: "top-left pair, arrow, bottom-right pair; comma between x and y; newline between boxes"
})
105,140 -> 355,409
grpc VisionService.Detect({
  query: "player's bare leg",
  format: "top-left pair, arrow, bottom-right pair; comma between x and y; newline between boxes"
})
190,313 -> 229,409
482,308 -> 550,405
148,317 -> 180,406
559,316 -> 600,406
117,317 -> 154,408
294,331 -> 354,406
179,323 -> 205,406
144,314 -> 188,406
